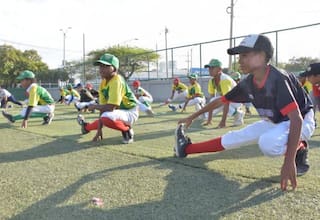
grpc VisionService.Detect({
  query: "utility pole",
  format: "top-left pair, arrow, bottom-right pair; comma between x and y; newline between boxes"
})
59,27 -> 72,69
165,27 -> 169,79
227,0 -> 234,71
83,33 -> 86,82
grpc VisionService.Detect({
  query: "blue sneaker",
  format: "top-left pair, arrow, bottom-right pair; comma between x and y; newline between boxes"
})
174,123 -> 191,158
168,104 -> 177,112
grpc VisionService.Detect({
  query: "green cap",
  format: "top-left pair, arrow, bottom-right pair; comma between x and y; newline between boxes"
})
204,59 -> 222,68
230,71 -> 241,81
94,53 -> 119,69
188,73 -> 198,79
66,84 -> 73,90
16,70 -> 35,80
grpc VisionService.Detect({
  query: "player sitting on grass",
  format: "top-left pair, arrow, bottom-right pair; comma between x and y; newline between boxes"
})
77,53 -> 139,144
2,70 -> 55,127
132,80 -> 155,116
174,34 -> 315,191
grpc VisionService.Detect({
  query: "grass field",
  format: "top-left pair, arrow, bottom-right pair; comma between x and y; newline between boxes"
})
0,104 -> 319,220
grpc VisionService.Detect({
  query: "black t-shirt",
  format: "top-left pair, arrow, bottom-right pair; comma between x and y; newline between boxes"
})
224,65 -> 313,123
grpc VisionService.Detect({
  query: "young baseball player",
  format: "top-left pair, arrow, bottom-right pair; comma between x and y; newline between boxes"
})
162,77 -> 188,106
169,73 -> 207,119
2,70 -> 55,127
0,87 -> 23,109
77,53 -> 139,144
57,86 -> 68,104
203,59 -> 244,128
132,80 -> 155,116
174,34 -> 315,191
64,84 -> 80,105
74,83 -> 97,112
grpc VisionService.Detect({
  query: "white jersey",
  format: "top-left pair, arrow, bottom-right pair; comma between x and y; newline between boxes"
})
0,89 -> 11,99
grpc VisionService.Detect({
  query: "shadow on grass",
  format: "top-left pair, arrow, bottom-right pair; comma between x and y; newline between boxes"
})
9,156 -> 283,220
0,131 -> 127,164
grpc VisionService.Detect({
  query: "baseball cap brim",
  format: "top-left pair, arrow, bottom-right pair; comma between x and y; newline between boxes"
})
299,71 -> 308,77
16,75 -> 25,80
94,60 -> 112,66
227,46 -> 255,55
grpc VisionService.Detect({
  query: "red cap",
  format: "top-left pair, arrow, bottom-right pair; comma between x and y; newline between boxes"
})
85,83 -> 93,89
173,77 -> 180,84
133,80 -> 140,87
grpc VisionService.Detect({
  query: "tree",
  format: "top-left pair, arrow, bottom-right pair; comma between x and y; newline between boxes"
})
284,57 -> 320,73
0,45 -> 48,87
88,45 -> 160,80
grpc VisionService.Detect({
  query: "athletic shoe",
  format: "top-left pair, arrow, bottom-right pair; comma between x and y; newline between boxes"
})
77,114 -> 89,134
174,123 -> 191,158
122,127 -> 134,144
146,109 -> 155,117
74,103 -> 81,112
296,140 -> 310,176
42,112 -> 54,125
2,110 -> 15,123
168,104 -> 177,112
233,110 -> 244,126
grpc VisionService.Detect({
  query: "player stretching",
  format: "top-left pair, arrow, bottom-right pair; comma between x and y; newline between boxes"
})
77,53 -> 139,144
2,70 -> 55,127
174,34 -> 315,191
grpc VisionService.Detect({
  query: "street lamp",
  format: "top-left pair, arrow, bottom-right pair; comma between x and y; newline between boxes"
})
59,27 -> 72,68
227,0 -> 234,71
164,27 -> 169,78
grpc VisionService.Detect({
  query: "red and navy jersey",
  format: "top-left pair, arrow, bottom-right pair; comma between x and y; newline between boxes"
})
223,65 -> 313,123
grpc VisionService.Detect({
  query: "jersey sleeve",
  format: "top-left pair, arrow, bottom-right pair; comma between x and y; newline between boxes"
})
220,79 -> 234,95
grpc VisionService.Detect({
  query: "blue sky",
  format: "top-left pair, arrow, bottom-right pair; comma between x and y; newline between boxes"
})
0,0 -> 319,69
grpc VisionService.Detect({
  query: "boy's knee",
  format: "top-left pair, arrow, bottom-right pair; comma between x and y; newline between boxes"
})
258,137 -> 285,157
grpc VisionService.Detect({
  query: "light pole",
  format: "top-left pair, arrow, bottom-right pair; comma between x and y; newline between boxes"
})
59,27 -> 72,68
227,0 -> 234,71
164,27 -> 169,79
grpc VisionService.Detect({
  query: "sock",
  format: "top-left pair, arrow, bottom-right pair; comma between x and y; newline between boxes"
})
143,101 -> 150,107
185,137 -> 225,155
101,117 -> 129,132
297,141 -> 307,150
13,112 -> 47,121
85,119 -> 99,131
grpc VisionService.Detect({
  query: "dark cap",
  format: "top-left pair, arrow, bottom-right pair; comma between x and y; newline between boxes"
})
300,63 -> 320,77
227,34 -> 274,59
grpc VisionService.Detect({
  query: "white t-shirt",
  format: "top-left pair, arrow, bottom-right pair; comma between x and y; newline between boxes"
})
0,89 -> 11,100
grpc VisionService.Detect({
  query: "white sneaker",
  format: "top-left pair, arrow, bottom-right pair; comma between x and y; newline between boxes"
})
233,110 -> 244,126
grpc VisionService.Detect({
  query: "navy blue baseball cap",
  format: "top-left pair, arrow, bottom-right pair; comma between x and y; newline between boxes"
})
300,63 -> 320,77
227,34 -> 274,60
74,83 -> 83,88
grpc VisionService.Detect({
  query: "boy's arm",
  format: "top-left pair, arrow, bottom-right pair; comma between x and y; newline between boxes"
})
280,109 -> 303,191
179,97 -> 224,128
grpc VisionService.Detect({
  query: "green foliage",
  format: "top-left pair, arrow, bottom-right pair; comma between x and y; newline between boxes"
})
0,45 -> 48,87
284,57 -> 320,73
88,45 -> 160,80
